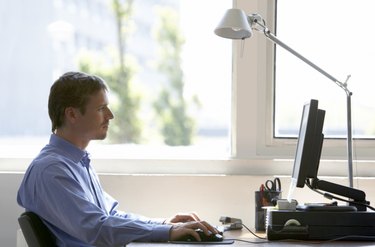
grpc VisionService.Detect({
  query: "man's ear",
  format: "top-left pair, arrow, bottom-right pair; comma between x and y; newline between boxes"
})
64,107 -> 80,123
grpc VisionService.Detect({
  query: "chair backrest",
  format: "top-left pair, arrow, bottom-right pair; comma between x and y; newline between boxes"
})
18,212 -> 56,247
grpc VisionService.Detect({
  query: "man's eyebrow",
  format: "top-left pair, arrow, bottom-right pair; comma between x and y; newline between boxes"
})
97,102 -> 110,108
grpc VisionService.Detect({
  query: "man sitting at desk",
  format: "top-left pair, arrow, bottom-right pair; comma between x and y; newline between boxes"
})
17,71 -> 218,246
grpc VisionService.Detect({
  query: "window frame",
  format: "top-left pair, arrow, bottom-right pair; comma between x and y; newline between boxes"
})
251,0 -> 375,160
230,0 -> 375,176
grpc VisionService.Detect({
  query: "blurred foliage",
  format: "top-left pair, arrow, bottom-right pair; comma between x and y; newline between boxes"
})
152,7 -> 198,146
78,2 -> 199,145
79,0 -> 142,143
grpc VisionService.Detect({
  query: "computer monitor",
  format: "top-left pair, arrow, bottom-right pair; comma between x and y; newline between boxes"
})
287,99 -> 368,211
287,99 -> 325,200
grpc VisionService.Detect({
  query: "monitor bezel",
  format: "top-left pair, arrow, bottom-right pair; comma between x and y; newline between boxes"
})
291,99 -> 325,188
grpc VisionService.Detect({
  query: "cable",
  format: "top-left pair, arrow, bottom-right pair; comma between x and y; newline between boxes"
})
229,223 -> 375,244
229,221 -> 375,244
305,179 -> 323,195
230,238 -> 268,244
225,223 -> 268,244
323,192 -> 375,211
271,235 -> 375,245
320,235 -> 375,242
240,223 -> 267,240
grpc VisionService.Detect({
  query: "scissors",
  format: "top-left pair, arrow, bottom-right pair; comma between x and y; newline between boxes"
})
265,177 -> 281,191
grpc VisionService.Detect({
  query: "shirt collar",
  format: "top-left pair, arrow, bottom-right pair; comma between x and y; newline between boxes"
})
49,134 -> 90,167
81,152 -> 91,168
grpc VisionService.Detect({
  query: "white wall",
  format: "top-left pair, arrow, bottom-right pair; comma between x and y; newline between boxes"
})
5,172 -> 375,247
1,173 -> 25,247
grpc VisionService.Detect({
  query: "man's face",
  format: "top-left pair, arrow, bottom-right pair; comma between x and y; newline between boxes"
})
75,89 -> 114,142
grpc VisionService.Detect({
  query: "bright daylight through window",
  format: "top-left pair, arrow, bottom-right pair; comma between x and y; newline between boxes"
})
275,0 -> 375,140
0,0 -> 231,159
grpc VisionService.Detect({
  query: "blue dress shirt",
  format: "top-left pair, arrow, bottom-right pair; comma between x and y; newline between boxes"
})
17,134 -> 171,246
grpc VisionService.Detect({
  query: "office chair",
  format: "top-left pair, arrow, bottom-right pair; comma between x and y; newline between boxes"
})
18,211 -> 56,247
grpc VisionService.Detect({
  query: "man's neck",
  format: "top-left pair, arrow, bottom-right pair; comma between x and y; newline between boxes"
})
54,130 -> 89,150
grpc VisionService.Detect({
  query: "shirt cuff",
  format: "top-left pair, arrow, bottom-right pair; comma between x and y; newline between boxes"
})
150,224 -> 172,242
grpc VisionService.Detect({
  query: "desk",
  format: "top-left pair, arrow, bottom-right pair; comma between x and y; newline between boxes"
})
128,229 -> 375,246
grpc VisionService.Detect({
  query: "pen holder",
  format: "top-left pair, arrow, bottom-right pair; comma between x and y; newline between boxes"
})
254,190 -> 282,231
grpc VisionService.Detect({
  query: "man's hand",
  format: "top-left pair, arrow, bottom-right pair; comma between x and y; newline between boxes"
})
167,213 -> 219,242
165,212 -> 200,224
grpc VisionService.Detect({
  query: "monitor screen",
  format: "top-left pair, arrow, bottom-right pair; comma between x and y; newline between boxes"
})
287,99 -> 325,201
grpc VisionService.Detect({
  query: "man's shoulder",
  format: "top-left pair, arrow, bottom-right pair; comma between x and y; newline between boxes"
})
30,146 -> 79,173
34,147 -> 69,164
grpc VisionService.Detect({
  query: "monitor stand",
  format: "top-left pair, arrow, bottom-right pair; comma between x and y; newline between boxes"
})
311,178 -> 369,211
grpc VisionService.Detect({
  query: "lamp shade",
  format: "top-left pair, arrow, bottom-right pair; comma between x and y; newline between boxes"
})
214,8 -> 252,39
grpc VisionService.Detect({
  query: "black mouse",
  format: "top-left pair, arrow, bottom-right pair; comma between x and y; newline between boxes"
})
178,229 -> 223,242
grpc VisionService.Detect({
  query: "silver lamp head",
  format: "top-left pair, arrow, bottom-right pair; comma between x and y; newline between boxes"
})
214,8 -> 252,39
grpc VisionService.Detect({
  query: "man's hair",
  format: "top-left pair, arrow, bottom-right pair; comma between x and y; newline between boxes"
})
48,71 -> 108,133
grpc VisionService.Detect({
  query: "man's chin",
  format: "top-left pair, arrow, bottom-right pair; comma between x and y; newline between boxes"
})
95,132 -> 108,140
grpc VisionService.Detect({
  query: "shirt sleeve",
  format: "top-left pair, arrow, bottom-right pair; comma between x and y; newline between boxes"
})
103,191 -> 167,225
22,162 -> 172,246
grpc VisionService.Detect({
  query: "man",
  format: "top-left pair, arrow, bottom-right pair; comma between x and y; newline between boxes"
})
17,71 -> 218,246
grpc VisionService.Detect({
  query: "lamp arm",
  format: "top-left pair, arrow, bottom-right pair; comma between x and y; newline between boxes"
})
253,20 -> 354,187
267,30 -> 351,93
269,32 -> 333,83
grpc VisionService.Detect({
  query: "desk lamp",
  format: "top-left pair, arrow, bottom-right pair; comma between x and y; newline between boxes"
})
214,8 -> 354,187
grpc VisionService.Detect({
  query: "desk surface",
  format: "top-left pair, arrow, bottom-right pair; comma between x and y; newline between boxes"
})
128,229 -> 375,246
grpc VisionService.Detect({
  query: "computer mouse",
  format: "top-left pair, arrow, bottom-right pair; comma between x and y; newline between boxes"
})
178,229 -> 223,242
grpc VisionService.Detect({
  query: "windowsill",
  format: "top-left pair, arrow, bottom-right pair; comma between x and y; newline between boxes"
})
1,137 -> 374,177
2,155 -> 375,178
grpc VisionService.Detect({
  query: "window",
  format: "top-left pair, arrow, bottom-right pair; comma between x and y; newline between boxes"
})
223,1 -> 375,164
273,0 -> 375,159
1,1 -> 374,176
0,0 -> 232,160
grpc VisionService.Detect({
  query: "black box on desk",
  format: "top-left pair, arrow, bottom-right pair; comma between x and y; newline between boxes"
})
266,209 -> 375,241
